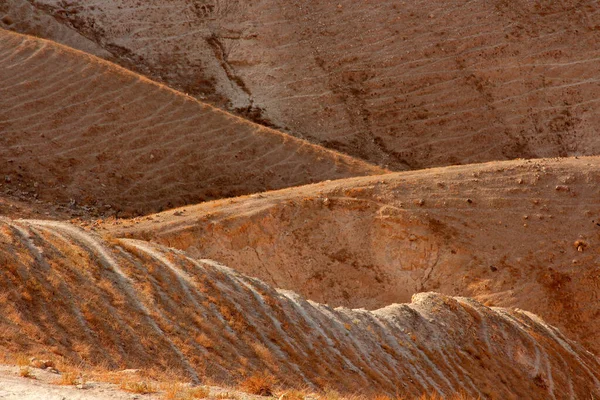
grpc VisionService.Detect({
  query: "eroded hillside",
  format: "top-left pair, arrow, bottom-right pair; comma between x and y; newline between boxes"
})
0,29 -> 383,217
111,157 -> 600,355
1,218 -> 599,398
13,0 -> 600,168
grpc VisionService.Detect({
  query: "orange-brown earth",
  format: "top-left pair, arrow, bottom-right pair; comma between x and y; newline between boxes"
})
1,218 -> 599,398
16,0 -> 600,168
110,157 -> 600,356
2,1 -> 600,398
0,29 -> 383,217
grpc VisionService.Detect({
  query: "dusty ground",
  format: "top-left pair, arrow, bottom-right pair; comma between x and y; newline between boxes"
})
10,0 -> 600,169
0,365 -> 265,400
0,365 -> 156,400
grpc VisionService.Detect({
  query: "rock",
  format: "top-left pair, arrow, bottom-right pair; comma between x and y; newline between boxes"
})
574,240 -> 587,252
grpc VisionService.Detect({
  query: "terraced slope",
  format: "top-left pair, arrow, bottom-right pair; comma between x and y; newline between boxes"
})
24,0 -> 600,168
1,218 -> 599,398
111,156 -> 600,355
0,29 -> 384,216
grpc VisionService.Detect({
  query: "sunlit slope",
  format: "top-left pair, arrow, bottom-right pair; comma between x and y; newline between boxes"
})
112,156 -> 600,355
1,218 -> 599,398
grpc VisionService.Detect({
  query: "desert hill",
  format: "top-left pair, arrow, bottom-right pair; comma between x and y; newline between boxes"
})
13,0 -> 600,168
0,29 -> 384,217
0,0 -> 111,59
109,156 -> 600,356
1,218 -> 599,398
2,1 -> 600,398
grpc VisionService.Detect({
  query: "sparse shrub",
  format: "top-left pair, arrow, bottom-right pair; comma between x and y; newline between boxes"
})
240,372 -> 276,396
14,353 -> 30,367
57,371 -> 79,386
163,383 -> 210,399
280,390 -> 306,399
318,389 -> 341,400
212,393 -> 239,399
120,380 -> 158,394
19,367 -> 35,379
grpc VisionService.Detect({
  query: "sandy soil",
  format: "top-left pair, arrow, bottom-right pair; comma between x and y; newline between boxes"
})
0,365 -> 154,400
0,29 -> 383,217
17,0 -> 600,169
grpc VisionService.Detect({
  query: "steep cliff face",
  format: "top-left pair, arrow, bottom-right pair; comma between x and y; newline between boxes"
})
17,0 -> 600,169
0,29 -> 383,216
1,218 -> 599,398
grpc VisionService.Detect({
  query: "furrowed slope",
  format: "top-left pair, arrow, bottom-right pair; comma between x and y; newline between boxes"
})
1,218 -> 599,399
110,156 -> 600,355
25,0 -> 600,168
0,0 -> 111,59
0,29 -> 384,217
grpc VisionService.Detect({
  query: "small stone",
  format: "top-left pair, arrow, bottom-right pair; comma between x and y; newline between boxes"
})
574,240 -> 587,252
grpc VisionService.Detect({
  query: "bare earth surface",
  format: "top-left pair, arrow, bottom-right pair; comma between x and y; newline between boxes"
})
2,1 -> 600,398
109,157 -> 600,355
12,0 -> 600,169
0,366 -> 152,400
0,29 -> 383,217
1,219 -> 599,398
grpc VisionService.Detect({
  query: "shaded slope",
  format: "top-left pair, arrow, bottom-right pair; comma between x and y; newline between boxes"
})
0,29 -> 384,217
1,218 -> 599,398
111,156 -> 600,355
26,0 -> 600,168
0,0 -> 111,59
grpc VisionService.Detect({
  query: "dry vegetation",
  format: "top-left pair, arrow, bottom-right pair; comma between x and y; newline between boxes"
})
240,372 -> 276,396
0,219 -> 598,399
2,1 -> 600,399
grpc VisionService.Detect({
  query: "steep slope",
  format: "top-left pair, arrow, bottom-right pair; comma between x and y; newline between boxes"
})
24,0 -> 600,168
0,29 -> 384,217
110,156 -> 600,355
1,218 -> 599,398
0,0 -> 111,59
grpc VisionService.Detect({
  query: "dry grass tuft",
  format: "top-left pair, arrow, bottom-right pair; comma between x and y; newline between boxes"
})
240,372 -> 276,396
19,367 -> 35,379
162,382 -> 210,399
56,371 -> 80,386
120,380 -> 158,394
280,389 -> 307,399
